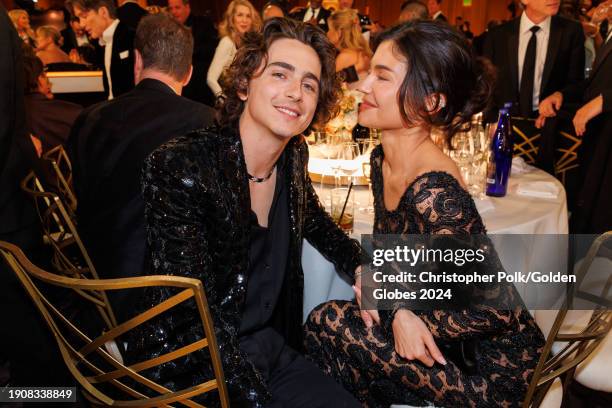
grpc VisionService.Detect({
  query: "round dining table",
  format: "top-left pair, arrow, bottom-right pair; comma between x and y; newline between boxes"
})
301,159 -> 569,321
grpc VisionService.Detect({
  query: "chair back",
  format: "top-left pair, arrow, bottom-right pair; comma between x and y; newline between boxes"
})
511,117 -> 541,164
21,171 -> 116,328
524,232 -> 612,407
43,145 -> 77,213
0,241 -> 230,408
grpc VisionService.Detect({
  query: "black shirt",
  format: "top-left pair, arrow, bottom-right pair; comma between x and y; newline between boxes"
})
239,151 -> 291,380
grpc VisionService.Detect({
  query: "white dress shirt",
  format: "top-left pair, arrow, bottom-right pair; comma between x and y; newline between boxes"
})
206,36 -> 237,97
76,34 -> 89,47
518,12 -> 551,111
303,7 -> 321,22
432,11 -> 443,20
99,19 -> 120,100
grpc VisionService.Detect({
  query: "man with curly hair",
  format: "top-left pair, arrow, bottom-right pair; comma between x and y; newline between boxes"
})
130,17 -> 363,407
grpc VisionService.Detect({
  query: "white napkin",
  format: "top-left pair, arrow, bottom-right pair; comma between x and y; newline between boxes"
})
475,195 -> 495,214
516,181 -> 560,198
511,156 -> 535,174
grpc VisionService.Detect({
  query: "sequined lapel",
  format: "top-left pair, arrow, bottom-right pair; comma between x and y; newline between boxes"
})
216,125 -> 251,238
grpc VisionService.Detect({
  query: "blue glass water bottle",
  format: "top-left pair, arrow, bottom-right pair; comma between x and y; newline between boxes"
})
486,108 -> 514,197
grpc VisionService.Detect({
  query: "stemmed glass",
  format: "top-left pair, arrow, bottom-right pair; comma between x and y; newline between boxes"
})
338,142 -> 361,186
449,132 -> 473,187
358,138 -> 380,157
360,161 -> 374,213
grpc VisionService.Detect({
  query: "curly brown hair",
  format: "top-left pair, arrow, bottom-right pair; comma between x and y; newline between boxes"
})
218,17 -> 341,134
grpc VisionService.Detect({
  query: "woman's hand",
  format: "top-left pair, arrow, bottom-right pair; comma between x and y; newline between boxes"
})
392,309 -> 447,367
573,95 -> 603,136
353,266 -> 380,328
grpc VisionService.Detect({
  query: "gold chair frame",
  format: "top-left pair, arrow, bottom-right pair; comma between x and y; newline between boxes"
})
0,241 -> 229,408
523,232 -> 612,407
21,171 -> 117,329
43,145 -> 77,213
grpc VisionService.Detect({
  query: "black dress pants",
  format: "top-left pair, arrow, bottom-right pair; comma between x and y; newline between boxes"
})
240,328 -> 360,408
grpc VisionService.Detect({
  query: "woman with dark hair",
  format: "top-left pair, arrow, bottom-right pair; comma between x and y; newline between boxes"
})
305,20 -> 545,407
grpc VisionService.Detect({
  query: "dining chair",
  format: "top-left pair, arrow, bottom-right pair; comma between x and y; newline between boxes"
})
0,240 -> 230,408
43,145 -> 77,213
525,232 -> 612,407
21,170 -> 116,329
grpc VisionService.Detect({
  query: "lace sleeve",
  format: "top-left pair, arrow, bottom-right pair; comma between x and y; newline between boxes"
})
379,173 -> 521,341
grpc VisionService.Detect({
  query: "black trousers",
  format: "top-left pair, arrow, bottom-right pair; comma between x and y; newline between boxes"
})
266,346 -> 361,408
240,328 -> 360,408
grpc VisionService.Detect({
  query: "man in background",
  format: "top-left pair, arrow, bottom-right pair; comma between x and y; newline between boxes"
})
399,1 -> 429,23
289,0 -> 330,32
483,0 -> 584,120
427,0 -> 447,22
67,0 -> 135,100
168,0 -> 217,106
67,14 -> 214,321
23,52 -> 82,152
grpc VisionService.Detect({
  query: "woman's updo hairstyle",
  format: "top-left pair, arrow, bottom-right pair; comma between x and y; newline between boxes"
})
373,20 -> 495,145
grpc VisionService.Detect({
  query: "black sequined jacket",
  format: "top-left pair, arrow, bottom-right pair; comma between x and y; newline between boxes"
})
127,124 -> 363,407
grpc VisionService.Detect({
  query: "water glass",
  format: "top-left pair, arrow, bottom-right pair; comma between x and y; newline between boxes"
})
331,187 -> 354,233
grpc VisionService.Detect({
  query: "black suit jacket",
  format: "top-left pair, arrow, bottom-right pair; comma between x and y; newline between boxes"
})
25,93 -> 82,152
117,1 -> 148,30
289,6 -> 330,32
99,21 -> 135,99
483,15 -> 585,121
126,125 -> 363,406
0,6 -> 38,236
67,79 -> 215,319
182,14 -> 218,107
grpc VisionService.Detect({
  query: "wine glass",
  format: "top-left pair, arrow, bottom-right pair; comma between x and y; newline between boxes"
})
337,142 -> 359,188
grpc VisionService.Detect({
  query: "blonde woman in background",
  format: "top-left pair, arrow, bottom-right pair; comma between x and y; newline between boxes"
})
206,0 -> 262,99
35,26 -> 71,65
327,8 -> 371,87
9,9 -> 36,47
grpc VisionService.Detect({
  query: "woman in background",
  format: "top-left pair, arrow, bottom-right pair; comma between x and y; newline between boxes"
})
207,0 -> 262,100
327,8 -> 371,87
35,26 -> 71,66
9,9 -> 35,47
305,20 -> 545,407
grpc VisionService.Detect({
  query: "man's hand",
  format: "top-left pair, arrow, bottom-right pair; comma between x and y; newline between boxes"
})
536,92 -> 564,128
353,267 -> 380,328
392,309 -> 447,367
573,95 -> 603,136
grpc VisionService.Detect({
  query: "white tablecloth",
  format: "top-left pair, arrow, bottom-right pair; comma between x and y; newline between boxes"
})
302,165 -> 569,321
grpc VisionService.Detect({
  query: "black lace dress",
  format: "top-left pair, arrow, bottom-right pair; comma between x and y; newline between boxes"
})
304,145 -> 545,407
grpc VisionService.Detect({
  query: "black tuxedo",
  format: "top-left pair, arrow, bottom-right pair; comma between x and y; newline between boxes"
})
98,21 -> 135,99
289,6 -> 331,32
182,14 -> 218,107
117,1 -> 148,30
67,79 -> 215,319
483,15 -> 585,121
564,37 -> 612,233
